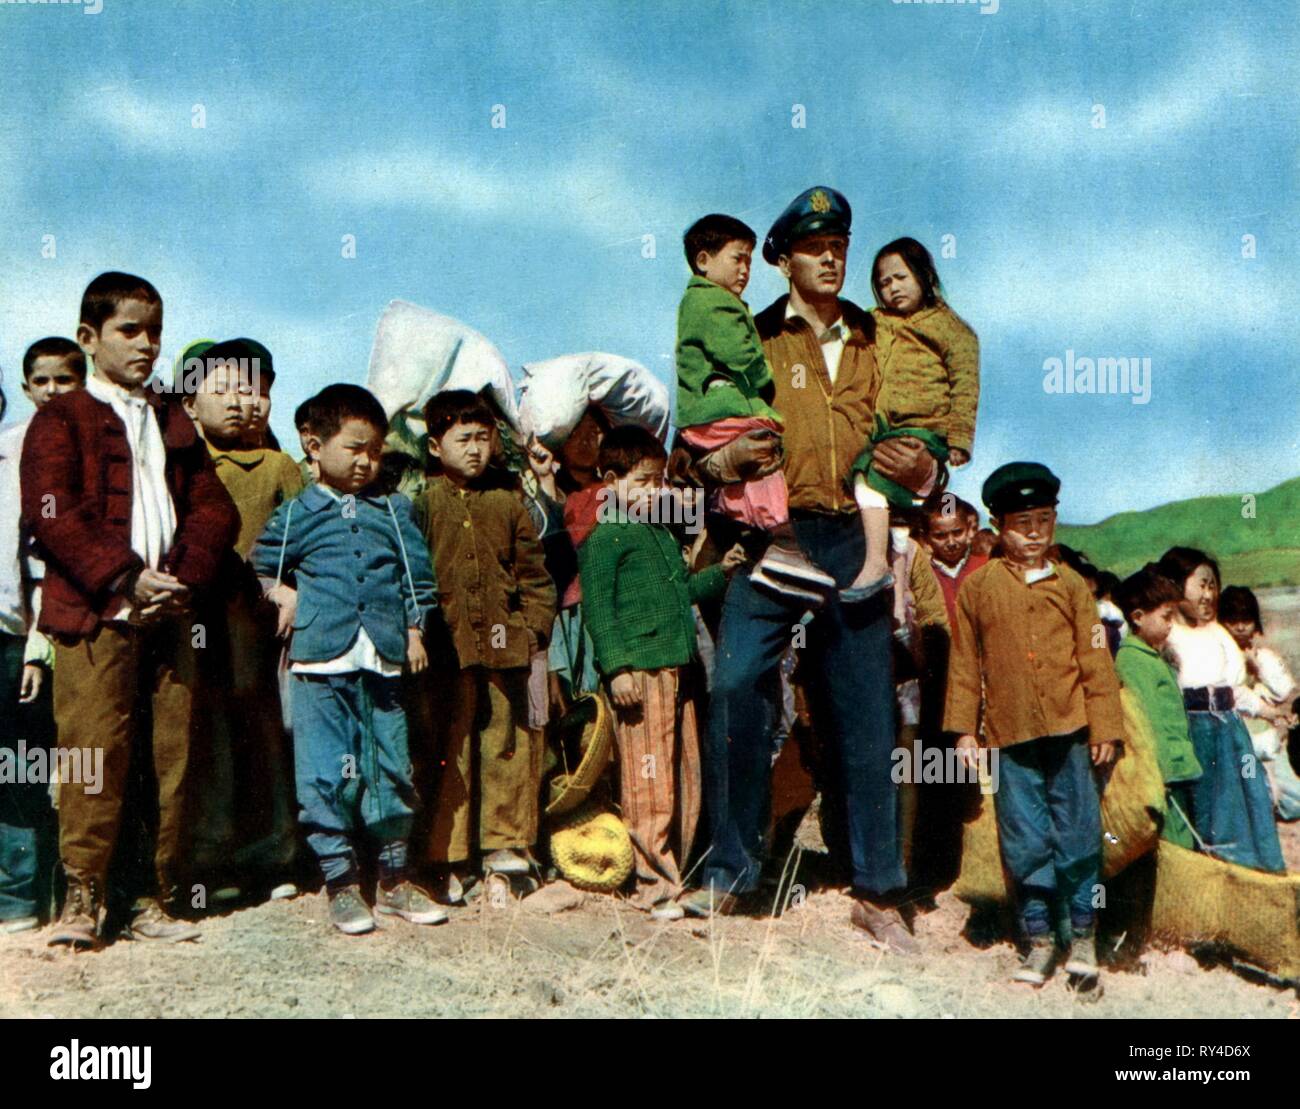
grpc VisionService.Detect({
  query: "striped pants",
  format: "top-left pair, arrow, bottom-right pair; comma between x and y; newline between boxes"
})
613,667 -> 701,908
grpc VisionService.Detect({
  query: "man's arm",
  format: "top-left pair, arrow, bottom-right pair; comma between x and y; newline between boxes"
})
869,436 -> 937,496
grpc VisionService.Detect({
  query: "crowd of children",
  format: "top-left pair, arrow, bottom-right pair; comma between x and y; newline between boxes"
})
1,192 -> 1296,997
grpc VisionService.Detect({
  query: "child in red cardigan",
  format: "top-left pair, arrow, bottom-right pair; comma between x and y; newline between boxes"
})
21,272 -> 238,948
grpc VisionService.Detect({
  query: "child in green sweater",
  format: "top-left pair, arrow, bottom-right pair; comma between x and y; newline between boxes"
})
1113,565 -> 1203,848
578,426 -> 743,917
675,213 -> 835,602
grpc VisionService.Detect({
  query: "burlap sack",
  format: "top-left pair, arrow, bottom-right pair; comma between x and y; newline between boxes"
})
953,688 -> 1167,903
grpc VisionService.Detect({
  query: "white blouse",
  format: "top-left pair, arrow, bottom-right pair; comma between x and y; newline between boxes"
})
1164,620 -> 1264,715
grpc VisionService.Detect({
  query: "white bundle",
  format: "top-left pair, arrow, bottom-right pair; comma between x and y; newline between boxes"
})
365,300 -> 520,441
518,352 -> 670,450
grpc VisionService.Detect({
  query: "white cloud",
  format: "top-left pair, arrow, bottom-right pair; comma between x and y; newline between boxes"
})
989,38 -> 1265,160
302,140 -> 676,240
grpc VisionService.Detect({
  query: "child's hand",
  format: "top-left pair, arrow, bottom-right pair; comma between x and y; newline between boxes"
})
948,448 -> 970,467
955,734 -> 981,770
18,663 -> 43,703
407,628 -> 428,674
1259,700 -> 1292,726
721,543 -> 748,575
1091,740 -> 1118,766
610,672 -> 640,708
268,584 -> 298,639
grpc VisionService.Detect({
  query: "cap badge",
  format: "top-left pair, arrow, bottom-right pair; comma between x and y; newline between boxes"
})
809,189 -> 832,214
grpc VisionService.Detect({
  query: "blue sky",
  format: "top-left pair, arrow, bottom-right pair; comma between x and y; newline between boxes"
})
0,0 -> 1296,525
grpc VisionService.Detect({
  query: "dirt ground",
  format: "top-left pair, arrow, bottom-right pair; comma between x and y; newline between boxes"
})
4,590 -> 1296,1020
3,823 -> 1299,1021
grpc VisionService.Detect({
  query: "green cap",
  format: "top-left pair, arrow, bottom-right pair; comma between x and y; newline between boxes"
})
982,461 -> 1061,516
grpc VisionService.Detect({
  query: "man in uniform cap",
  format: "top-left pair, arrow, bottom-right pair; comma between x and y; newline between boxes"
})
687,186 -> 935,953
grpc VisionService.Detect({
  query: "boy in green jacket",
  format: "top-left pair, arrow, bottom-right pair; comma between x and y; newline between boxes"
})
578,426 -> 744,918
1113,565 -> 1203,848
674,213 -> 835,602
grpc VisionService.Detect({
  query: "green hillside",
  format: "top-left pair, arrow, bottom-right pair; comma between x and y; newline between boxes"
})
1055,476 -> 1300,588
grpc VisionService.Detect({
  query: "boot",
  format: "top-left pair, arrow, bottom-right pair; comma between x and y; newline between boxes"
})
126,897 -> 202,943
48,875 -> 103,949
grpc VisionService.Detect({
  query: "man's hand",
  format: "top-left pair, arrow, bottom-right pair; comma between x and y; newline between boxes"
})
18,663 -> 43,703
720,543 -> 748,575
610,672 -> 640,708
407,628 -> 428,674
870,436 -> 936,494
1091,739 -> 1118,767
948,448 -> 970,468
700,429 -> 782,484
955,733 -> 981,771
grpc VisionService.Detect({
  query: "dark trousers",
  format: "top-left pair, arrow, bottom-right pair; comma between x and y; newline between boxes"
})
703,511 -> 903,898
0,633 -> 57,920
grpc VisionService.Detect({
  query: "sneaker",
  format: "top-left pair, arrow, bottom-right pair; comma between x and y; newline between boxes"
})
268,882 -> 299,901
48,878 -> 102,949
211,884 -> 243,905
1,915 -> 39,935
482,848 -> 531,876
375,880 -> 449,926
679,887 -> 739,919
1063,927 -> 1099,977
649,901 -> 686,922
750,564 -> 827,605
850,898 -> 919,955
127,899 -> 202,943
328,884 -> 376,935
1012,935 -> 1058,985
756,542 -> 838,591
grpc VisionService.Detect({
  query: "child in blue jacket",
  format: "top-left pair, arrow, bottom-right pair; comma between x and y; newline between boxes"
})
252,384 -> 444,935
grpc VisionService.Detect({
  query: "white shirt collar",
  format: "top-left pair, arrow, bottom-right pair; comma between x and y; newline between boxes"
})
785,300 -> 846,342
932,553 -> 968,579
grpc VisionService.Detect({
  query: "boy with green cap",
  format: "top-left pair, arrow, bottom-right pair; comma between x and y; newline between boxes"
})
944,461 -> 1123,988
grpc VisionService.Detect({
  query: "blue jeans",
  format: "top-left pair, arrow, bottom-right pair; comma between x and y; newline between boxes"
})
0,633 -> 56,921
994,730 -> 1101,938
291,671 -> 419,883
703,512 -> 903,898
1186,710 -> 1284,873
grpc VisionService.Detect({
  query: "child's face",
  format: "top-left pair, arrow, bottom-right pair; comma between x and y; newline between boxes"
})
77,298 -> 163,391
696,239 -> 753,298
430,419 -> 492,483
560,410 -> 604,475
605,458 -> 664,515
1223,618 -> 1257,651
996,507 -> 1056,568
780,234 -> 848,300
926,511 -> 974,567
875,252 -> 924,314
242,384 -> 272,446
22,355 -> 84,409
310,418 -> 384,494
185,364 -> 250,447
1133,601 -> 1179,650
1183,564 -> 1219,626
